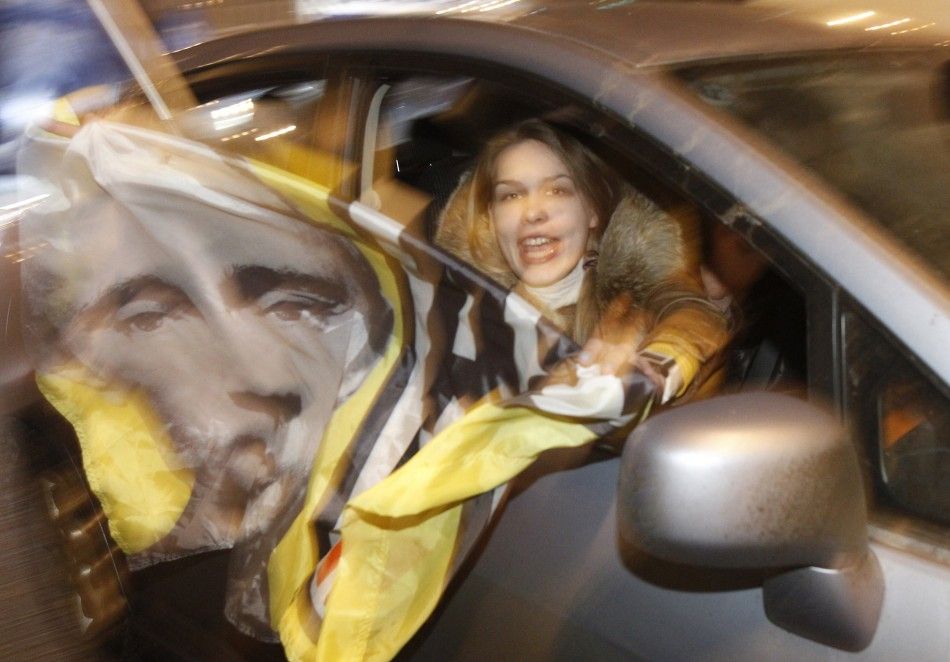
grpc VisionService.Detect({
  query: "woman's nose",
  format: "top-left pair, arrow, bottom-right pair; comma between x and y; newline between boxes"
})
523,191 -> 548,224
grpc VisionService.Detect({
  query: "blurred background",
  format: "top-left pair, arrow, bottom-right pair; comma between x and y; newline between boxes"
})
2,0 -> 950,177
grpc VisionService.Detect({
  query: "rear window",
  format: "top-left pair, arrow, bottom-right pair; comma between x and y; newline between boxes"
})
677,52 -> 950,281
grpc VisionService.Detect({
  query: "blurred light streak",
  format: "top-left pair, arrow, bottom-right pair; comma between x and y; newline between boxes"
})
301,1 -> 462,16
826,10 -> 875,26
0,194 -> 50,229
866,17 -> 911,31
221,129 -> 259,142
479,0 -> 520,11
180,0 -> 223,8
211,99 -> 255,131
0,97 -> 54,130
461,0 -> 515,13
436,0 -> 480,14
214,115 -> 253,131
892,22 -> 935,35
255,125 -> 297,141
0,194 -> 49,212
210,99 -> 254,119
3,241 -> 47,264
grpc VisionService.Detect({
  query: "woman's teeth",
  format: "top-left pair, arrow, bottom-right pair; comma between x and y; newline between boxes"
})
519,236 -> 559,263
521,236 -> 554,248
524,237 -> 550,246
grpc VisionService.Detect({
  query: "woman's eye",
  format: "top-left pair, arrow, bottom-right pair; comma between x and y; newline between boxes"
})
494,188 -> 521,203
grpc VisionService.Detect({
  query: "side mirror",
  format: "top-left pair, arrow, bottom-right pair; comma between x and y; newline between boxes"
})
617,392 -> 883,652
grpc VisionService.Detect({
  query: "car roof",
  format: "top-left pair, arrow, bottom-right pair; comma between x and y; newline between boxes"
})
188,1 -> 945,72
504,1 -> 940,68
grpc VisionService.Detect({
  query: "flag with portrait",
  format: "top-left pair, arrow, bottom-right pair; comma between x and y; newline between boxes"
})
18,119 -> 656,661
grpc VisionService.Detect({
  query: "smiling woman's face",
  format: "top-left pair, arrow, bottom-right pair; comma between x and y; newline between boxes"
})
490,139 -> 598,288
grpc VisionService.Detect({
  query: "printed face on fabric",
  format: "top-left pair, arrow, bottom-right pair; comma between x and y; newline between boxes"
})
19,121 -> 658,658
65,203 -> 382,536
21,122 -> 392,565
490,138 -> 598,288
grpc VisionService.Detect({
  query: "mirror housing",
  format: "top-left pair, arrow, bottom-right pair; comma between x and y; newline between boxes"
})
618,393 -> 882,651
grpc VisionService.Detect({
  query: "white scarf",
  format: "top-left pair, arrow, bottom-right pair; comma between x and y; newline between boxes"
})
522,259 -> 586,312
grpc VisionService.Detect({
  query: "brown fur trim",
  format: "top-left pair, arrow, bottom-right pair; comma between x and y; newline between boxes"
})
593,188 -> 686,307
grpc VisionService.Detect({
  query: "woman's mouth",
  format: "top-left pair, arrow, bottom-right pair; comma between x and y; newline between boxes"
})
519,235 -> 560,264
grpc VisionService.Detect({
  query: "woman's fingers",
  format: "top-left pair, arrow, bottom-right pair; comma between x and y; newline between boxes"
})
577,338 -> 603,366
578,336 -> 638,375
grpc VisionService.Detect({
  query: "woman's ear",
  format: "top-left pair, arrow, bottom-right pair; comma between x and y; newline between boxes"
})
584,196 -> 600,231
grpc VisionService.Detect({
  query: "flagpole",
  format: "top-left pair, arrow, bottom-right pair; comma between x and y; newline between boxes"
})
84,0 -> 197,124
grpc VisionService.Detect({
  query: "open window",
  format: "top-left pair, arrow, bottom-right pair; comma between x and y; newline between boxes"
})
363,69 -> 810,401
843,303 -> 950,531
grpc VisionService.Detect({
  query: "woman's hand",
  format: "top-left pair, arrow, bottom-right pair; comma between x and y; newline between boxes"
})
576,293 -> 649,376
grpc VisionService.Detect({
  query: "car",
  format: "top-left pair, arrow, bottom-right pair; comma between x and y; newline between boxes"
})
0,2 -> 947,660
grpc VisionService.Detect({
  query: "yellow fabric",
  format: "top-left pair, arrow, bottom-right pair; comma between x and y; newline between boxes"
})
52,97 -> 80,126
265,257 -> 405,631
36,370 -> 193,553
248,163 -> 412,632
281,398 -> 638,662
251,159 -> 353,234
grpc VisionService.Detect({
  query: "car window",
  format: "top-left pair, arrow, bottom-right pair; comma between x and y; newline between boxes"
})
357,71 -> 836,427
669,51 -> 950,550
843,304 -> 950,531
677,52 -> 950,281
178,75 -> 357,191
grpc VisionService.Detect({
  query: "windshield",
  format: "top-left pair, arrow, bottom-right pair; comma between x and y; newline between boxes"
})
677,52 -> 950,280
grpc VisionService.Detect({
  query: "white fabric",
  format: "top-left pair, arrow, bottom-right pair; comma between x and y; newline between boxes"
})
521,258 -> 585,312
527,363 -> 629,425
